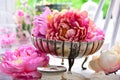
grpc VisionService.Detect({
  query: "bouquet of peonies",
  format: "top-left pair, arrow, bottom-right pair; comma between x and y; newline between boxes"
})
15,10 -> 33,43
0,45 -> 49,79
32,7 -> 104,42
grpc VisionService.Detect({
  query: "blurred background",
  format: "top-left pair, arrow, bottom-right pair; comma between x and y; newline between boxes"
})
0,0 -> 119,50
16,0 -> 110,18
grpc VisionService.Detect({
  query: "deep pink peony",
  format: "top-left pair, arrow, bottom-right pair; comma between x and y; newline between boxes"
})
32,8 -> 104,42
46,10 -> 89,41
0,46 -> 49,79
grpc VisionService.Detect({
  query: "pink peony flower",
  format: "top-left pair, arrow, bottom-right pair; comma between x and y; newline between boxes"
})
85,20 -> 104,41
15,10 -> 25,24
0,33 -> 16,48
32,7 -> 104,42
32,7 -> 51,37
46,10 -> 89,41
0,46 -> 49,79
18,10 -> 24,17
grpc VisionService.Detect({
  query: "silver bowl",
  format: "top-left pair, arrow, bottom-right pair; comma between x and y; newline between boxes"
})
31,36 -> 104,71
31,36 -> 104,59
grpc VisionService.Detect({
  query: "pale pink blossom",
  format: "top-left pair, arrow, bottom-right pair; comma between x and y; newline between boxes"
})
89,49 -> 120,74
0,46 -> 49,79
0,33 -> 16,47
24,14 -> 32,25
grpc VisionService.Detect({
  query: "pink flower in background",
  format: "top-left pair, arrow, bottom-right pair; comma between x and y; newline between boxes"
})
18,10 -> 24,16
0,33 -> 16,47
0,46 -> 49,79
15,10 -> 25,24
15,10 -> 32,26
46,10 -> 89,41
15,10 -> 33,43
16,24 -> 30,42
24,14 -> 32,25
32,7 -> 51,37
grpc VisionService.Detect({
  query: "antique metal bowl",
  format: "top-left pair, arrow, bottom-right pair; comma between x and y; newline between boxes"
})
31,36 -> 104,59
31,35 -> 104,71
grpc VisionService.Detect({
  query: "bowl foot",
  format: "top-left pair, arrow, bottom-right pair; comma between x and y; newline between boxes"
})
68,58 -> 75,71
81,57 -> 88,70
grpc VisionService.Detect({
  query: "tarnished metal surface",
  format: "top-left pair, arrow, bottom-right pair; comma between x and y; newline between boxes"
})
32,36 -> 104,59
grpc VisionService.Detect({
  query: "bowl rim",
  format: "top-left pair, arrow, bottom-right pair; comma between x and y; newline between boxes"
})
31,35 -> 104,43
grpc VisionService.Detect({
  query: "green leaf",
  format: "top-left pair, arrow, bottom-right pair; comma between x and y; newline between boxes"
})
22,21 -> 26,30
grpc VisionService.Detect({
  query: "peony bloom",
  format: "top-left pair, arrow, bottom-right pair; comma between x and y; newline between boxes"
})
85,20 -> 104,41
15,10 -> 25,24
89,44 -> 120,74
32,7 -> 51,38
46,10 -> 89,41
0,33 -> 16,48
32,7 -> 104,42
89,50 -> 120,74
0,46 -> 49,79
